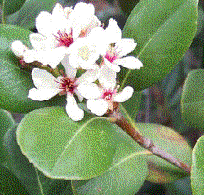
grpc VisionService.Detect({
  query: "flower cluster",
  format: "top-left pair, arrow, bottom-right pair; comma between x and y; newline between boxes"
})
11,3 -> 143,121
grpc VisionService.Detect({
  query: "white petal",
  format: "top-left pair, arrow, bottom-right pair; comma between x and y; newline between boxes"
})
115,56 -> 143,69
52,3 -> 64,18
113,86 -> 134,102
64,7 -> 73,19
38,47 -> 67,68
28,88 -> 59,101
64,63 -> 77,79
77,83 -> 101,100
87,99 -> 109,116
116,38 -> 137,58
29,33 -> 47,50
105,18 -> 122,43
31,68 -> 60,89
11,41 -> 28,57
104,58 -> 120,72
98,64 -> 116,90
23,49 -> 36,63
66,95 -> 84,121
76,69 -> 99,85
36,11 -> 53,37
52,4 -> 70,33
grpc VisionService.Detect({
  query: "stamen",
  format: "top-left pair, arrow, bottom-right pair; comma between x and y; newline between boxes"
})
58,77 -> 77,95
102,89 -> 114,100
54,30 -> 74,47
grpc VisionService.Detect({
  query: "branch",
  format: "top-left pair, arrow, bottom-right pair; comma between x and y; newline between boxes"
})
109,110 -> 191,174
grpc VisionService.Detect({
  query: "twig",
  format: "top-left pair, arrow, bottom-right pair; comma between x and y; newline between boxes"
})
109,110 -> 191,174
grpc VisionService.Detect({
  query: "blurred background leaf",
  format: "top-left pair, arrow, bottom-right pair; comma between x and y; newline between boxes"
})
2,0 -> 26,17
120,0 -> 198,91
191,136 -> 204,195
7,0 -> 57,30
0,108 -> 15,163
3,124 -> 74,195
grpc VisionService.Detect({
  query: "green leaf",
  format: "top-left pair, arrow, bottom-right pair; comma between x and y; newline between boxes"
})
7,0 -> 57,29
121,0 -> 198,91
0,164 -> 29,195
121,91 -> 142,120
16,107 -> 116,180
0,109 -> 15,163
3,124 -> 74,195
181,69 -> 204,129
191,135 -> 204,194
134,123 -> 192,183
72,120 -> 149,195
2,0 -> 26,16
165,177 -> 192,195
0,24 -> 66,113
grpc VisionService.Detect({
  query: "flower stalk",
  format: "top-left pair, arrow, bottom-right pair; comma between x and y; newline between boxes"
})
109,108 -> 191,174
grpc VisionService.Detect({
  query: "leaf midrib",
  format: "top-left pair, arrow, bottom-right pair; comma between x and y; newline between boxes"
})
50,117 -> 108,172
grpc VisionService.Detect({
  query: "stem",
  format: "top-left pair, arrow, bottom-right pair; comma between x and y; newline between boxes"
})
35,167 -> 45,195
2,0 -> 6,24
109,109 -> 191,174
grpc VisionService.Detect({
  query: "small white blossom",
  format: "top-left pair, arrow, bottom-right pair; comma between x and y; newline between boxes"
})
28,66 -> 97,121
103,18 -> 143,72
78,76 -> 134,116
13,3 -> 101,69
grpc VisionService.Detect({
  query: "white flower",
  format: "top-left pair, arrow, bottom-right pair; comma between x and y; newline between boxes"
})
69,2 -> 101,38
19,2 -> 101,68
28,66 -> 97,121
78,76 -> 134,116
103,18 -> 143,72
68,27 -> 106,69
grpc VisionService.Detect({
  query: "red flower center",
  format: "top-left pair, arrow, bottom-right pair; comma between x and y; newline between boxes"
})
55,30 -> 73,47
58,77 -> 77,95
102,89 -> 114,100
105,51 -> 117,63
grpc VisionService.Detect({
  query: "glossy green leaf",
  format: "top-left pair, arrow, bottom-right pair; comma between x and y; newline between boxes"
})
0,164 -> 29,195
0,24 -> 66,113
7,0 -> 57,29
72,120 -> 148,195
121,0 -> 198,91
2,0 -> 26,16
181,69 -> 204,129
16,107 -> 116,180
0,109 -> 15,163
191,135 -> 204,194
121,91 -> 142,120
134,123 -> 192,183
165,177 -> 192,195
4,124 -> 73,195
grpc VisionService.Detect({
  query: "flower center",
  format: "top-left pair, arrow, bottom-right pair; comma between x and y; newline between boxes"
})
78,46 -> 91,61
59,77 -> 77,95
55,30 -> 73,47
102,89 -> 114,100
105,45 -> 118,63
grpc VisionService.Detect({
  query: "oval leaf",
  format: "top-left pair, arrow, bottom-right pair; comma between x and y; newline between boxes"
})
134,123 -> 192,183
7,0 -> 57,29
72,128 -> 148,195
121,0 -> 198,91
0,109 -> 15,163
0,24 -> 66,113
181,69 -> 204,129
0,164 -> 29,195
2,0 -> 26,16
191,135 -> 204,194
16,107 -> 116,180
